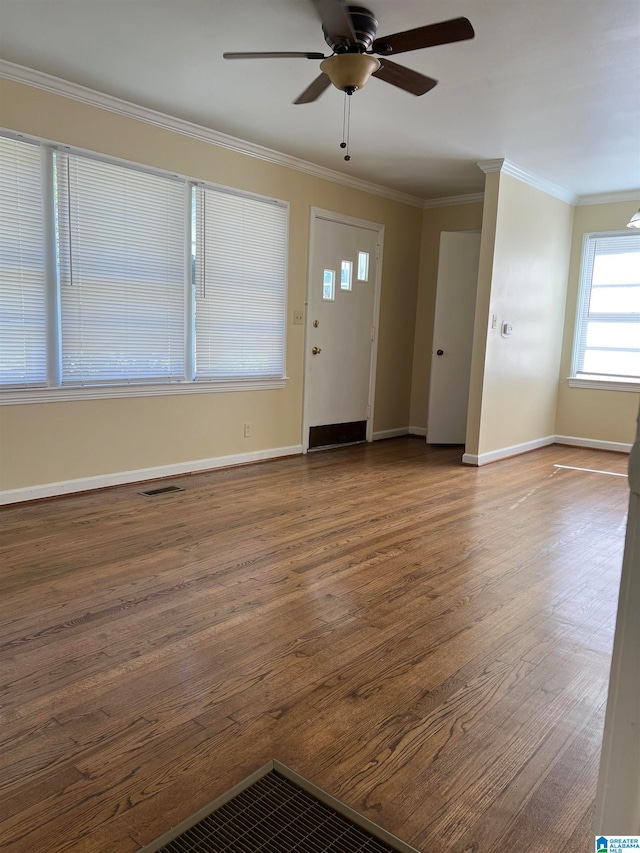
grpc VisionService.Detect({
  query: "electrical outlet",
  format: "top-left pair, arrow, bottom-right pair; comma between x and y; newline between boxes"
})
243,422 -> 252,438
293,309 -> 304,325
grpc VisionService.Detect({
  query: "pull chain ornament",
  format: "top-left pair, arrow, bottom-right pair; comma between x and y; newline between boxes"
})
340,90 -> 352,161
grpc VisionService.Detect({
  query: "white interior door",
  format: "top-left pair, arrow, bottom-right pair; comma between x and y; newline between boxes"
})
427,231 -> 481,444
304,211 -> 381,450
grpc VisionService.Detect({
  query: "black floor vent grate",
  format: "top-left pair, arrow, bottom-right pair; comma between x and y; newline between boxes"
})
141,764 -> 419,853
139,485 -> 184,496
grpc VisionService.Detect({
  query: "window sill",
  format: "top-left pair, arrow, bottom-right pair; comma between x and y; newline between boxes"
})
568,376 -> 640,393
0,377 -> 289,405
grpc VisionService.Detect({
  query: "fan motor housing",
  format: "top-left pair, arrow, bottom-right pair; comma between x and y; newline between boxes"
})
324,5 -> 379,53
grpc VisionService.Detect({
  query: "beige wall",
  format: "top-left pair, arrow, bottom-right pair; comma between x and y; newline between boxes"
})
1,79 -> 636,493
409,201 -> 484,429
466,171 -> 574,457
0,79 -> 423,491
556,201 -> 640,445
466,173 -> 500,456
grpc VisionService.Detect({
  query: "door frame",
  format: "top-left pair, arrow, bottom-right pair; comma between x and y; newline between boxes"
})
302,207 -> 384,453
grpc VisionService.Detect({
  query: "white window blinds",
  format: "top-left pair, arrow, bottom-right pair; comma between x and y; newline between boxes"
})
194,187 -> 287,379
573,232 -> 640,381
56,152 -> 186,385
0,136 -> 47,386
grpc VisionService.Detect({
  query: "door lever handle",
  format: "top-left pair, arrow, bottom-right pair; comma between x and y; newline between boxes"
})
312,346 -> 322,355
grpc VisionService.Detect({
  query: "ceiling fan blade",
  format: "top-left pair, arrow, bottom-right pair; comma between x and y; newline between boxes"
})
308,0 -> 356,45
294,73 -> 332,104
373,59 -> 438,96
223,51 -> 326,60
372,17 -> 474,56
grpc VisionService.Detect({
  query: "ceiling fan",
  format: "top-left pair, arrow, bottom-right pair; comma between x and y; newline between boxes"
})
223,0 -> 475,104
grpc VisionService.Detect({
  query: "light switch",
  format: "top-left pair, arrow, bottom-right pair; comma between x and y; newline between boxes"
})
293,309 -> 304,325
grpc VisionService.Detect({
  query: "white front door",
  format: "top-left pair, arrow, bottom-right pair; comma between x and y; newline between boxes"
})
427,231 -> 481,445
304,210 -> 382,450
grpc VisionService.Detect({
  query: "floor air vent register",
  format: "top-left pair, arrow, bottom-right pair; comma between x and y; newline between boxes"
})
139,485 -> 185,496
139,761 -> 420,853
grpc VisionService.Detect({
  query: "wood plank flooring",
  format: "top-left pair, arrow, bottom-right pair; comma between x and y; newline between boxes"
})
0,438 -> 630,852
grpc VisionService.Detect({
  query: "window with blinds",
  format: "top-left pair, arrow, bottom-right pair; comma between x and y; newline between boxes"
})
56,153 -> 187,385
572,231 -> 640,383
0,130 -> 288,395
0,136 -> 47,387
193,186 -> 287,379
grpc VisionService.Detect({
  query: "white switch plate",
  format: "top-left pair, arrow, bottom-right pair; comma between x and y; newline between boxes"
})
293,309 -> 304,325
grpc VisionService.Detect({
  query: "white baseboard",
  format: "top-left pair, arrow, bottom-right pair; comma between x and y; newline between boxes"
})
0,445 -> 303,505
372,426 -> 427,441
462,433 -> 633,467
554,435 -> 633,454
462,435 -> 555,466
4,433 -> 631,504
373,427 -> 409,440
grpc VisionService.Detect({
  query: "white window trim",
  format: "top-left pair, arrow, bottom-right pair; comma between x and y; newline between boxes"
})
567,376 -> 640,393
0,129 -> 290,401
0,377 -> 289,406
569,229 -> 640,393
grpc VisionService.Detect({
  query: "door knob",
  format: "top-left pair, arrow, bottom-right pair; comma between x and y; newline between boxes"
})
312,346 -> 322,355
436,349 -> 444,356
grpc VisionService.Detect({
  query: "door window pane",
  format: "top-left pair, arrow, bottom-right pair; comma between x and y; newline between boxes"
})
357,251 -> 369,281
323,269 -> 335,301
341,260 -> 352,291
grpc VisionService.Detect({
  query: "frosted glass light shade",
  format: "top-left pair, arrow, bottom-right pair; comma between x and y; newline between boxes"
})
320,54 -> 381,92
627,209 -> 640,229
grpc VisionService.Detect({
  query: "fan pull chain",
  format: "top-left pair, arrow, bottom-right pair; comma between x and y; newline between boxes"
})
340,91 -> 352,162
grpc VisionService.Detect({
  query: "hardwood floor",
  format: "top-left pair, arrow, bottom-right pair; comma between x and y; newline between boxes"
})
0,438 -> 630,852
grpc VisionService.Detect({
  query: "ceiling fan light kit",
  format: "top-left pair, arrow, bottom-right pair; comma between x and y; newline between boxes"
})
320,53 -> 381,94
223,0 -> 475,161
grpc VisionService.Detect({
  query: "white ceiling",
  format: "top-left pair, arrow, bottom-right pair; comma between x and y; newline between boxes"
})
1,0 -> 639,201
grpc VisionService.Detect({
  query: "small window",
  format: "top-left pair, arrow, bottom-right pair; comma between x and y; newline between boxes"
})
357,251 -> 369,281
340,260 -> 353,291
323,269 -> 335,301
571,230 -> 640,385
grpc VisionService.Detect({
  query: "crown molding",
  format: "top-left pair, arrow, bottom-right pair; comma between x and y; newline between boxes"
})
0,60 -> 425,209
576,190 -> 640,206
477,157 -> 578,205
423,192 -> 484,209
477,158 -> 506,174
